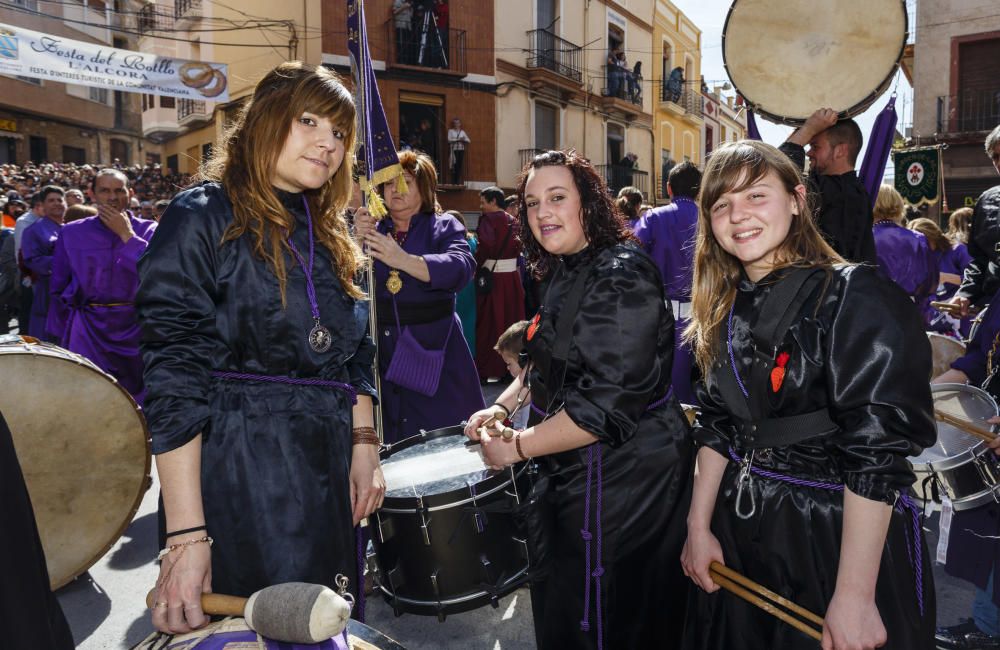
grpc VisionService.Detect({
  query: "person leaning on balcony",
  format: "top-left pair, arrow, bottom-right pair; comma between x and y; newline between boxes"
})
391,0 -> 414,64
948,124 -> 1000,318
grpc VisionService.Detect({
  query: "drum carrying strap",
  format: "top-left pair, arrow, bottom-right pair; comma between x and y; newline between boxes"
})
716,267 -> 838,448
543,259 -> 597,413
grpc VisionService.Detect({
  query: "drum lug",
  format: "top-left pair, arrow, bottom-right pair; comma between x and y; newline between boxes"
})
418,497 -> 432,546
974,454 -> 1000,487
430,569 -> 447,622
514,536 -> 529,562
376,513 -> 394,543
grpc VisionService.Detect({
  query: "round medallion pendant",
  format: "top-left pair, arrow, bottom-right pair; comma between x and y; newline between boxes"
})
309,323 -> 333,353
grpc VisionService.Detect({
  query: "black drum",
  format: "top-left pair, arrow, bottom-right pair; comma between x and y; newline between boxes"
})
369,426 -> 531,619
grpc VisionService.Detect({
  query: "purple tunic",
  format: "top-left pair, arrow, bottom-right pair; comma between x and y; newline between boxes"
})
872,221 -> 938,323
375,211 -> 484,443
633,197 -> 699,404
48,214 -> 156,405
20,217 -> 63,342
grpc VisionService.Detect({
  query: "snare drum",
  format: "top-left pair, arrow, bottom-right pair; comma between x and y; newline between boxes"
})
369,426 -> 530,619
928,332 -> 966,380
0,335 -> 150,589
911,383 -> 1000,511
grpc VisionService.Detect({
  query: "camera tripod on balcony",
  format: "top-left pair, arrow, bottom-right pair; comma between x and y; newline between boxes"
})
417,8 -> 448,68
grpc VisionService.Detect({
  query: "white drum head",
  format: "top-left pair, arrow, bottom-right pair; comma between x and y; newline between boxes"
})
913,383 -> 998,468
723,0 -> 907,124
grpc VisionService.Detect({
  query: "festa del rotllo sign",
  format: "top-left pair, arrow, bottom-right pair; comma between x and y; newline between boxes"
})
0,22 -> 229,102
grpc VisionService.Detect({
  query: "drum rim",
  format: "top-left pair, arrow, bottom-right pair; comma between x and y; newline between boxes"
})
1,337 -> 152,590
913,383 -> 1000,470
721,0 -> 909,126
376,566 -> 529,607
379,425 -> 527,510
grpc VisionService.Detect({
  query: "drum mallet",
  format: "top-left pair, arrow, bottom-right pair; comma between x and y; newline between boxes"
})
146,582 -> 352,643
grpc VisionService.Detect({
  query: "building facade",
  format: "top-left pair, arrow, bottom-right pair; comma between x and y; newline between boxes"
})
495,0 -> 656,200
652,0 -> 702,203
138,0 -> 323,175
718,92 -> 748,146
323,0 -> 496,213
0,1 -> 144,165
905,0 -> 1000,219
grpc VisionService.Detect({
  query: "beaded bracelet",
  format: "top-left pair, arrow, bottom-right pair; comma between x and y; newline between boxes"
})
157,536 -> 213,561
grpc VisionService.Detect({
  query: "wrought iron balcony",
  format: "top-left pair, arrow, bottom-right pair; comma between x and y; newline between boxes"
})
937,88 -> 1000,134
596,164 -> 649,199
661,80 -> 703,117
600,65 -> 642,106
526,29 -> 582,83
387,22 -> 467,75
175,0 -> 202,20
177,98 -> 208,124
137,3 -> 171,35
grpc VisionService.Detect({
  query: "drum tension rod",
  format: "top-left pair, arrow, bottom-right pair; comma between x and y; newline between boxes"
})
417,496 -> 432,546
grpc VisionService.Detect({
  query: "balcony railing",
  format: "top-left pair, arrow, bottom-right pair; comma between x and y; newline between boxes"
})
937,88 -> 1000,134
662,80 -> 703,117
387,22 -> 467,74
137,3 -> 171,35
519,148 -> 545,170
526,29 -> 583,83
175,0 -> 202,20
177,98 -> 208,123
597,164 -> 649,199
601,65 -> 642,105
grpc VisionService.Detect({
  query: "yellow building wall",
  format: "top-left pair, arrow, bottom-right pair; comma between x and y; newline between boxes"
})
163,124 -> 215,175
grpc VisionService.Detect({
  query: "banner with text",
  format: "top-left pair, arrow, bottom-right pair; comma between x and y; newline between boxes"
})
0,23 -> 229,102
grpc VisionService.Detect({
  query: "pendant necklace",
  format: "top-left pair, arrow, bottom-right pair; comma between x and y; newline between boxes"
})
287,197 -> 332,353
386,227 -> 408,295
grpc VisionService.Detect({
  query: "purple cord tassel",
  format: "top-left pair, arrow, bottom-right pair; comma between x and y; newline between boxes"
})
594,445 -> 605,650
356,525 -> 366,623
579,445 -> 594,634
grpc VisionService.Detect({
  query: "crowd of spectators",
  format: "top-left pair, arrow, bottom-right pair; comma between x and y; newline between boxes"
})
1,161 -> 192,208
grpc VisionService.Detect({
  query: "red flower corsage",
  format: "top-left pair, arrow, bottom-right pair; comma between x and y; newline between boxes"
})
770,351 -> 791,393
526,312 -> 541,341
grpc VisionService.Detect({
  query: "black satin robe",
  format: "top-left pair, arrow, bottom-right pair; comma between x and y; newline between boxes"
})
685,265 -> 936,649
525,244 -> 694,650
136,183 -> 377,599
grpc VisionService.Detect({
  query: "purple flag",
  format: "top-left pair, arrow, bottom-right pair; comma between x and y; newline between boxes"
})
859,96 -> 898,209
347,0 -> 405,217
746,108 -> 762,141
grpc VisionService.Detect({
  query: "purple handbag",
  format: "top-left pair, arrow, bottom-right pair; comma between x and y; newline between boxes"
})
384,297 -> 455,397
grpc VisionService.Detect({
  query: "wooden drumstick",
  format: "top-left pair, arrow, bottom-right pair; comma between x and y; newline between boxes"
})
709,562 -> 823,641
934,409 -> 997,443
930,301 -> 962,315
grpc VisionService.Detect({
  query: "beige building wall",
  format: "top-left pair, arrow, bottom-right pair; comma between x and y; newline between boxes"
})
495,1 -> 656,196
139,0 -> 322,171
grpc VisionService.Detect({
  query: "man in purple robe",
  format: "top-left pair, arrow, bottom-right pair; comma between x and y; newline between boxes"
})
633,162 -> 701,404
20,186 -> 66,342
48,169 -> 156,405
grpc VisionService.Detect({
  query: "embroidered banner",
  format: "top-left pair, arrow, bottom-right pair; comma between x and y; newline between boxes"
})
0,22 -> 229,101
893,147 -> 942,207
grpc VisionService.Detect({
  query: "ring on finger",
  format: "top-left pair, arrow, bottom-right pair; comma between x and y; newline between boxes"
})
152,601 -> 169,609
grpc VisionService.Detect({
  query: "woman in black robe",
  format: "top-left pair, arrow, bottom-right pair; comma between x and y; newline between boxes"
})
137,62 -> 384,634
464,150 -> 694,649
681,140 -> 936,649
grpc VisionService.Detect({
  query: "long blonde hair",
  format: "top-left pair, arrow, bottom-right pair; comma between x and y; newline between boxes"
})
685,140 -> 843,374
200,61 -> 364,301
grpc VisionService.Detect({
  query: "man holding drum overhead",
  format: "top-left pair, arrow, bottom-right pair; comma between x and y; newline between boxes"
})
780,108 -> 879,266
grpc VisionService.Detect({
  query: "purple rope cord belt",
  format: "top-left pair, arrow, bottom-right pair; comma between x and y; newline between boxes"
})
726,447 -> 926,617
210,371 -> 358,404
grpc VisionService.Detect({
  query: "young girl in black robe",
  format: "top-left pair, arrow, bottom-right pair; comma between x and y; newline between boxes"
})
681,140 -> 936,650
464,150 -> 694,649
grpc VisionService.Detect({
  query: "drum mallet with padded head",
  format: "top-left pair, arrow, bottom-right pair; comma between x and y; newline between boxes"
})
146,582 -> 352,643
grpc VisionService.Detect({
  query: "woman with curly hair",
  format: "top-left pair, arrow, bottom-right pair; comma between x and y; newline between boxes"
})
464,149 -> 694,649
137,62 -> 384,633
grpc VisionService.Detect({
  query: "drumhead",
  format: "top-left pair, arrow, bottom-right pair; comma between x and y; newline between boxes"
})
912,383 -> 998,468
722,0 -> 907,124
381,427 -> 494,499
928,333 -> 966,380
0,336 -> 150,589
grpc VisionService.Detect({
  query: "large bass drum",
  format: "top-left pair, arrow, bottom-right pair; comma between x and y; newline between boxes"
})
0,335 -> 150,589
722,0 -> 908,125
369,426 -> 530,619
912,383 -> 1000,511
